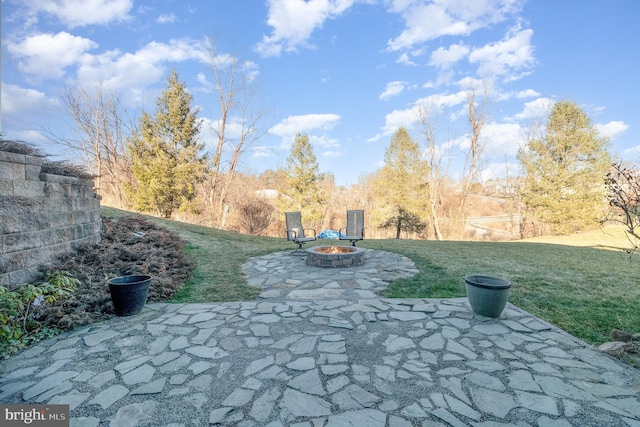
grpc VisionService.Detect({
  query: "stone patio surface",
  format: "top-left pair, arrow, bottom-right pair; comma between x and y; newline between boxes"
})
1,248 -> 639,426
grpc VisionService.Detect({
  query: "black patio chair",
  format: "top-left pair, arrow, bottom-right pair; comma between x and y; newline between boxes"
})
285,211 -> 316,254
339,209 -> 365,246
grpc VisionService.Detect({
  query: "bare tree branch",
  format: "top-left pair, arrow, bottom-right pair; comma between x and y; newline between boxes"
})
51,83 -> 132,207
418,103 -> 444,240
460,82 -> 489,212
204,42 -> 271,227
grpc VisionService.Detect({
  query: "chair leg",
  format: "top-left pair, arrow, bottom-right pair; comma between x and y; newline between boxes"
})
289,243 -> 307,255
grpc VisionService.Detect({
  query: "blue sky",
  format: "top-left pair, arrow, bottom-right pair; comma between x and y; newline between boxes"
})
2,0 -> 638,187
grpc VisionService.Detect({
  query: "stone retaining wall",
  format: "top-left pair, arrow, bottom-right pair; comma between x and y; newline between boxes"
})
0,150 -> 101,288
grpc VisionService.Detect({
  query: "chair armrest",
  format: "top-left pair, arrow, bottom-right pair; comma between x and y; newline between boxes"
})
339,227 -> 364,239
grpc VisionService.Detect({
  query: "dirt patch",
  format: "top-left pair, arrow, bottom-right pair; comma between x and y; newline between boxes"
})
37,215 -> 195,330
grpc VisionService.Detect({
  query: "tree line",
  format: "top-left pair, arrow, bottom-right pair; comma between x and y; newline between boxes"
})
54,67 -> 617,240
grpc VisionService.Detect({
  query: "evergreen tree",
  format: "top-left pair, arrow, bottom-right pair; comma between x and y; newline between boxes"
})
373,127 -> 429,238
278,134 -> 325,227
126,70 -> 207,218
518,101 -> 612,235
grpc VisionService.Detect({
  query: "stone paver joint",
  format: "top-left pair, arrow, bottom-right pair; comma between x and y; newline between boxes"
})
1,249 -> 638,426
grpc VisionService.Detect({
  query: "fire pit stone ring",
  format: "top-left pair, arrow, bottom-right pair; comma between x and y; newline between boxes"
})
306,245 -> 365,268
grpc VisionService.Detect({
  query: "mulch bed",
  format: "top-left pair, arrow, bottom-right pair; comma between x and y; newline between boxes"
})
37,215 -> 195,331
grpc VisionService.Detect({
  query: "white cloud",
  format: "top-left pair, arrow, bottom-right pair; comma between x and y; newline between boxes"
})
6,31 -> 227,112
480,161 -> 521,181
512,97 -> 552,121
156,13 -> 177,24
255,0 -> 355,57
469,27 -> 535,79
74,38 -> 209,103
386,0 -> 521,51
269,113 -> 341,137
197,117 -> 217,152
196,72 -> 209,87
322,150 -> 344,157
198,111 -> 271,158
195,53 -> 259,89
440,133 -> 467,152
492,87 -> 539,102
517,89 -> 539,98
1,83 -> 57,116
7,130 -> 53,145
268,114 -> 342,154
396,52 -> 417,66
481,122 -> 524,156
368,90 -> 468,142
216,117 -> 247,141
455,76 -> 485,90
7,32 -> 98,80
420,91 -> 469,110
251,146 -> 274,158
379,81 -> 407,100
19,0 -> 133,27
439,122 -> 523,160
367,106 -> 419,142
313,135 -> 340,149
198,115 -> 250,157
429,43 -> 470,69
623,146 -> 640,157
596,121 -> 628,141
587,104 -> 606,117
0,83 -> 60,144
387,2 -> 468,51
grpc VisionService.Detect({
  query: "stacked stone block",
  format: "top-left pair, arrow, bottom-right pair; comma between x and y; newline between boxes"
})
0,150 -> 101,288
306,246 -> 366,268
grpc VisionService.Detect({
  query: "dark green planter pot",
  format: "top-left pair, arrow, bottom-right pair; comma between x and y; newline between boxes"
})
108,275 -> 151,316
465,275 -> 511,318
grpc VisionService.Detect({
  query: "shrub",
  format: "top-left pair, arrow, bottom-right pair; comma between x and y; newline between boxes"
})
0,271 -> 79,355
605,162 -> 640,252
237,198 -> 276,235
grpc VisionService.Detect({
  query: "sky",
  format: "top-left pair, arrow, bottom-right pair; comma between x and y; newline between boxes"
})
2,0 -> 638,187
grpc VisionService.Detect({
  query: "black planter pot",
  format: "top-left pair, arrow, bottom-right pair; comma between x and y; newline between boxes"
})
107,275 -> 152,316
465,275 -> 511,318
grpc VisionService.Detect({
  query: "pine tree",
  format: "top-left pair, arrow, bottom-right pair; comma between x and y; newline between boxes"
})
373,127 -> 429,238
278,134 -> 326,227
126,70 -> 207,218
518,101 -> 612,235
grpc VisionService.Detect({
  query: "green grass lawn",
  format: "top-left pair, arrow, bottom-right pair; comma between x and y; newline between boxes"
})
365,237 -> 640,345
102,207 -> 640,346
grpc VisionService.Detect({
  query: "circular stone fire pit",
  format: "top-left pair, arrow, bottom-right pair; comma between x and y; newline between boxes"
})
306,245 -> 365,268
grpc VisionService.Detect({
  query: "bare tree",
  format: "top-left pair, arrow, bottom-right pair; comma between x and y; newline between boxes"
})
606,162 -> 640,253
52,83 -> 131,207
443,82 -> 490,237
460,83 -> 489,212
205,43 -> 270,227
418,104 -> 444,240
